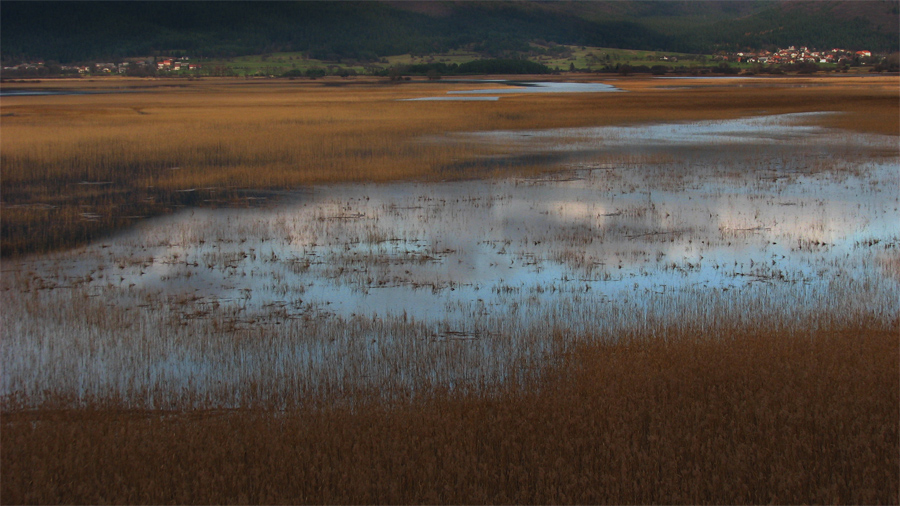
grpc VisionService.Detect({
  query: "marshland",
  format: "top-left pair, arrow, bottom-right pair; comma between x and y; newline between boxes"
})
2,75 -> 898,504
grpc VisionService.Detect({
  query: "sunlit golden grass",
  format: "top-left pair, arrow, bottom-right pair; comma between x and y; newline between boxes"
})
3,321 -> 896,504
2,75 -> 897,255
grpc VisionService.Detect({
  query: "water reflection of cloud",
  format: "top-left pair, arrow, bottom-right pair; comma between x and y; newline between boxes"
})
545,201 -> 605,223
13,115 -> 898,326
5,113 -> 898,407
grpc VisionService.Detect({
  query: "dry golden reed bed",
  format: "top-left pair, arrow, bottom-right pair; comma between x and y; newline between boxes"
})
3,321 -> 897,504
2,75 -> 898,504
1,75 -> 898,255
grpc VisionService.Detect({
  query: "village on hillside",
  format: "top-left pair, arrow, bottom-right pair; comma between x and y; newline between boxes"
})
725,46 -> 873,64
1,55 -> 201,76
0,45 -> 887,78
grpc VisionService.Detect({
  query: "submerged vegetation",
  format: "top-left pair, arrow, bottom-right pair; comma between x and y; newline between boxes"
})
2,74 -> 898,503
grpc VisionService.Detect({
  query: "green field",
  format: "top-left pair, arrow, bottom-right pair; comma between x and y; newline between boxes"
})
193,45 -> 777,77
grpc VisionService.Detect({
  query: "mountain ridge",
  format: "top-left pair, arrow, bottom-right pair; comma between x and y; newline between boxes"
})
1,1 -> 895,64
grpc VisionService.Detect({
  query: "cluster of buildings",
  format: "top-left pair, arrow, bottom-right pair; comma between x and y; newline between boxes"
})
0,61 -> 116,74
83,62 -> 129,74
730,46 -> 873,65
3,61 -> 80,74
156,57 -> 201,71
1,56 -> 201,76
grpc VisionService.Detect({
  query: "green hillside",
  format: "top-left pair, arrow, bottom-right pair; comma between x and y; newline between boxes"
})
1,1 -> 896,64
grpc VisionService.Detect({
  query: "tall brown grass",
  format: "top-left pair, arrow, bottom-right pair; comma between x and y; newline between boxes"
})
2,320 -> 896,504
2,75 -> 898,255
2,76 -> 897,504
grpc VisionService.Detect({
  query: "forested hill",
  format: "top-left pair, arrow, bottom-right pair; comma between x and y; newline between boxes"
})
2,1 -> 896,64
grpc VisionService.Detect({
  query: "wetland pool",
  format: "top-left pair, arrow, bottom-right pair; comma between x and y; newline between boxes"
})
403,80 -> 623,101
3,113 -> 898,406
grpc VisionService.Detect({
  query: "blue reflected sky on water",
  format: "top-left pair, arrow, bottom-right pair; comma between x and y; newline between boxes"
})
3,112 -> 898,404
403,80 -> 623,101
17,113 -> 899,327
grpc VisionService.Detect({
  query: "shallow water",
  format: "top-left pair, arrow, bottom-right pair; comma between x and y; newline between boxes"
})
9,113 -> 898,328
446,81 -> 624,94
3,112 -> 898,405
18,155 -> 896,325
0,89 -> 91,96
0,88 -> 137,97
656,76 -> 754,80
404,80 -> 623,101
403,96 -> 500,101
459,112 -> 870,147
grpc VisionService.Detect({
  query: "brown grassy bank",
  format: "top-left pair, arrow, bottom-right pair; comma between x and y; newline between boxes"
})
2,75 -> 898,256
3,321 -> 897,505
